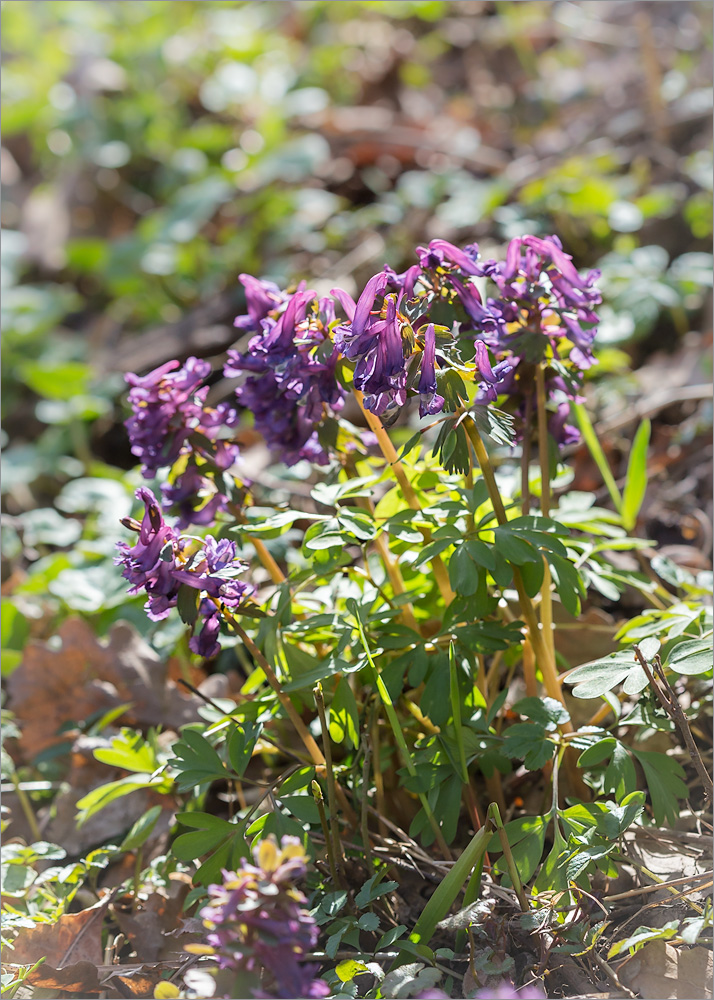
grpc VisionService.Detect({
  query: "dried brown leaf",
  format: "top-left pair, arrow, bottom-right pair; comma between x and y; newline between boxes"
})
6,618 -> 203,761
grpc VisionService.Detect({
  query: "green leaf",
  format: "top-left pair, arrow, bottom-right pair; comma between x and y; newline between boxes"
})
448,544 -> 480,596
608,921 -> 679,958
665,639 -> 712,675
546,552 -> 584,617
566,653 -> 636,698
335,960 -> 369,983
171,729 -> 226,791
631,749 -> 689,825
493,527 -> 541,566
577,737 -> 617,769
518,556 -> 545,597
176,583 -> 200,626
119,805 -> 162,852
621,418 -> 651,531
354,874 -> 399,909
337,507 -> 376,542
226,722 -> 262,778
76,774 -> 157,825
513,696 -> 570,729
93,730 -> 157,773
493,816 -> 547,884
172,812 -> 235,862
604,742 -> 637,800
329,677 -> 360,748
503,723 -> 555,770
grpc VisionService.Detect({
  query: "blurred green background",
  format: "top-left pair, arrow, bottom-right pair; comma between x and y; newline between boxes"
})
1,0 -> 712,649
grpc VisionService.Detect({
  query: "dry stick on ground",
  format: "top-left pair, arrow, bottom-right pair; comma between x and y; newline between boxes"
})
633,645 -> 714,802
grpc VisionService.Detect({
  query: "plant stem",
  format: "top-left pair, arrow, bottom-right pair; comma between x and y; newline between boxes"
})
312,780 -> 343,888
633,646 -> 714,801
521,391 -> 534,516
11,772 -> 41,843
314,684 -> 346,867
223,610 -> 358,825
535,364 -> 556,668
464,415 -> 568,714
354,389 -> 455,604
359,734 -> 374,868
352,607 -> 452,860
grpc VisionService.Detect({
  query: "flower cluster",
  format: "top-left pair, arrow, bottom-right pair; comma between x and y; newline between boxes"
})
125,357 -> 240,527
115,487 -> 253,657
225,275 -> 345,466
473,234 -> 602,444
193,836 -> 329,1000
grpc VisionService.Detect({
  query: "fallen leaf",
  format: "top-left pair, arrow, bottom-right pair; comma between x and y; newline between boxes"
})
617,941 -> 713,999
6,618 -> 204,761
6,894 -> 109,969
112,882 -> 198,963
41,734 -> 155,854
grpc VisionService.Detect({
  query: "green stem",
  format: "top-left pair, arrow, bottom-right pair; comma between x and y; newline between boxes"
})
463,416 -> 569,714
314,684 -> 346,867
312,780 -> 343,888
535,364 -> 556,666
352,606 -> 452,860
11,772 -> 41,843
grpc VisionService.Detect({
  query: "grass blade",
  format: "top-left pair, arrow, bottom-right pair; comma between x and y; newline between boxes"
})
621,418 -> 651,531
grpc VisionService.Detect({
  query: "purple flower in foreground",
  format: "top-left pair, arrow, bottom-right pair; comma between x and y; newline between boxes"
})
194,836 -> 329,1000
115,489 -> 253,656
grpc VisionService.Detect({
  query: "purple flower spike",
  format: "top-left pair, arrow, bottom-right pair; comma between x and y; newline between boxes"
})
125,357 -> 210,478
116,490 -> 253,657
417,324 -> 445,417
196,837 -> 329,1000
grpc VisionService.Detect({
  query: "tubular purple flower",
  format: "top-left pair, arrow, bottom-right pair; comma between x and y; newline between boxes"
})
423,238 -> 481,275
116,492 -> 253,656
351,270 -> 390,337
234,274 -> 287,333
417,324 -> 445,417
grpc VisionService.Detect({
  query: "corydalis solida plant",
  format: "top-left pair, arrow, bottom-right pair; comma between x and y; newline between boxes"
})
118,234 -> 599,655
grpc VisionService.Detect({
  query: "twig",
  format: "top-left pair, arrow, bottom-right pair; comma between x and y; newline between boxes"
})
633,645 -> 714,801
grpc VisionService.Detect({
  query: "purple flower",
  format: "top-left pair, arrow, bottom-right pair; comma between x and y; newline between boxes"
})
125,358 -> 210,478
234,274 -> 289,333
417,324 -> 445,417
416,238 -> 481,276
195,837 -> 329,1000
548,401 -> 580,447
474,341 -> 514,403
125,358 -> 242,528
227,285 -> 345,467
116,490 -> 253,656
